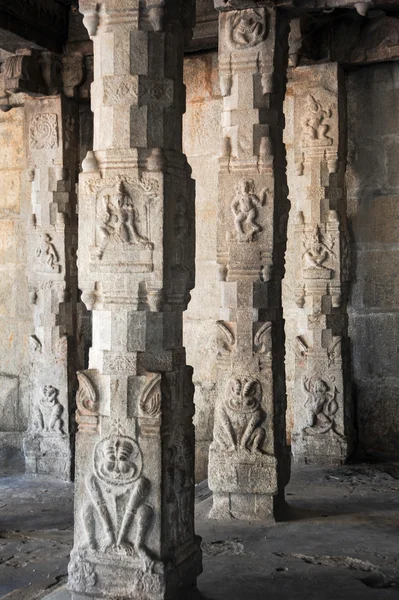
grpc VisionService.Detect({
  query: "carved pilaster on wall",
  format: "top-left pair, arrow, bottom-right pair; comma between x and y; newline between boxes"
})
68,1 -> 201,598
208,3 -> 291,522
290,63 -> 355,465
23,95 -> 81,480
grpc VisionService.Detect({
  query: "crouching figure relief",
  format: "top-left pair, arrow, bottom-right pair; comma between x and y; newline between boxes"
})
214,377 -> 266,454
302,375 -> 339,436
32,385 -> 65,435
81,434 -> 154,570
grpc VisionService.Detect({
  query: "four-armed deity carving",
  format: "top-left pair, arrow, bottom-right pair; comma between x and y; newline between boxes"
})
231,179 -> 267,242
301,375 -> 339,436
97,182 -> 153,259
81,433 -> 154,570
214,378 -> 266,454
32,385 -> 65,435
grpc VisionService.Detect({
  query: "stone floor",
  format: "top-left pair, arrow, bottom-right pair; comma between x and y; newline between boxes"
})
1,462 -> 399,599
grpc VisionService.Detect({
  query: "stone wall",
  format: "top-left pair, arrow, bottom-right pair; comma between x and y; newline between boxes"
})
0,106 -> 30,472
183,52 -> 221,482
346,62 -> 399,458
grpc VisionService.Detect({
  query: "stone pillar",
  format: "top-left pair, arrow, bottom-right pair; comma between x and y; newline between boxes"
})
68,1 -> 202,598
23,94 -> 79,480
208,4 -> 291,521
290,64 -> 354,465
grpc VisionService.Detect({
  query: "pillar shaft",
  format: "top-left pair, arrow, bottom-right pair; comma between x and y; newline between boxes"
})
290,64 -> 354,464
68,1 -> 202,598
208,5 -> 290,521
23,95 -> 79,480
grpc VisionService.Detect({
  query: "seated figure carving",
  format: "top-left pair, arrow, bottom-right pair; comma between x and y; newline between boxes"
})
32,385 -> 64,435
214,377 -> 266,454
81,435 -> 154,570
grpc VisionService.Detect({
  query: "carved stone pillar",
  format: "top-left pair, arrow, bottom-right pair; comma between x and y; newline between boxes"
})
68,1 -> 202,598
290,64 -> 354,465
23,96 -> 79,480
208,5 -> 291,521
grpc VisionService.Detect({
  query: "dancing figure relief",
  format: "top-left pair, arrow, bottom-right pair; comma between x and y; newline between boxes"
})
35,233 -> 60,272
302,375 -> 338,436
302,94 -> 333,147
97,182 -> 152,259
302,226 -> 335,272
214,378 -> 266,454
231,179 -> 267,242
32,385 -> 64,435
81,435 -> 154,570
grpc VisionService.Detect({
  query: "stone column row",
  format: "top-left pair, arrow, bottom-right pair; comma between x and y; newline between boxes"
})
208,4 -> 291,521
68,1 -> 202,598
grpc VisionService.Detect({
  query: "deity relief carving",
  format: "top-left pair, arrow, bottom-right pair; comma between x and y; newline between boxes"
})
226,9 -> 268,50
231,179 -> 267,242
32,385 -> 65,435
35,233 -> 61,273
81,433 -> 154,568
302,226 -> 335,273
301,375 -> 338,435
302,95 -> 333,148
166,427 -> 193,546
97,182 -> 153,259
214,378 -> 266,454
29,113 -> 58,149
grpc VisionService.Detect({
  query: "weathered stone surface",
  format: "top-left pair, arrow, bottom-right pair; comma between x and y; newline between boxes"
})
68,1 -> 202,597
23,95 -> 81,481
207,5 -> 291,521
285,63 -> 354,466
346,62 -> 399,458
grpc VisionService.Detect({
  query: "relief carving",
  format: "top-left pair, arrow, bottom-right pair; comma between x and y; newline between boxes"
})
227,9 -> 268,50
231,179 -> 267,242
302,226 -> 335,273
327,337 -> 342,367
35,233 -> 61,273
32,385 -> 65,435
97,182 -> 153,259
302,95 -> 333,148
68,553 -> 96,592
216,321 -> 235,356
76,371 -> 99,432
214,378 -> 265,454
301,375 -> 338,435
139,375 -> 161,418
29,113 -> 58,149
81,433 -> 154,569
254,322 -> 272,355
166,427 -> 193,545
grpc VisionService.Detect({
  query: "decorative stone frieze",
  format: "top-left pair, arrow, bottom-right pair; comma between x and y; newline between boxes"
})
208,3 -> 291,521
290,63 -> 354,465
23,95 -> 80,480
68,1 -> 201,598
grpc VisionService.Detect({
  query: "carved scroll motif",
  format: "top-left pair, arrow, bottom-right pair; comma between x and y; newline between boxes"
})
216,321 -> 235,356
226,9 -> 268,50
29,113 -> 58,149
76,371 -> 99,432
254,322 -> 272,355
139,374 -> 161,418
214,378 -> 266,454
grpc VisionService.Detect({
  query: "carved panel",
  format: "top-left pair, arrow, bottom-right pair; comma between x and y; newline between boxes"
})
226,9 -> 268,50
31,386 -> 65,435
231,179 -> 267,242
29,113 -> 58,149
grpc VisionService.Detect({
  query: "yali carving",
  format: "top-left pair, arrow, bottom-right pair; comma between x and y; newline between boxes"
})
81,431 -> 154,569
214,378 -> 266,454
32,385 -> 65,435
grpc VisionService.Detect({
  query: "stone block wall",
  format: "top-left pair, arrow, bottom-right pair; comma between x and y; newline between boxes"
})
346,62 -> 399,458
0,107 -> 30,472
183,52 -> 222,482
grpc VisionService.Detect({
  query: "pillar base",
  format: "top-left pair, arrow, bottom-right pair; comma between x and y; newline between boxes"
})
68,542 -> 202,600
23,432 -> 71,480
291,431 -> 354,466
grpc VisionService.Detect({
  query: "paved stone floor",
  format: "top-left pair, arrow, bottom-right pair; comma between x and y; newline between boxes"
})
1,462 -> 399,599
